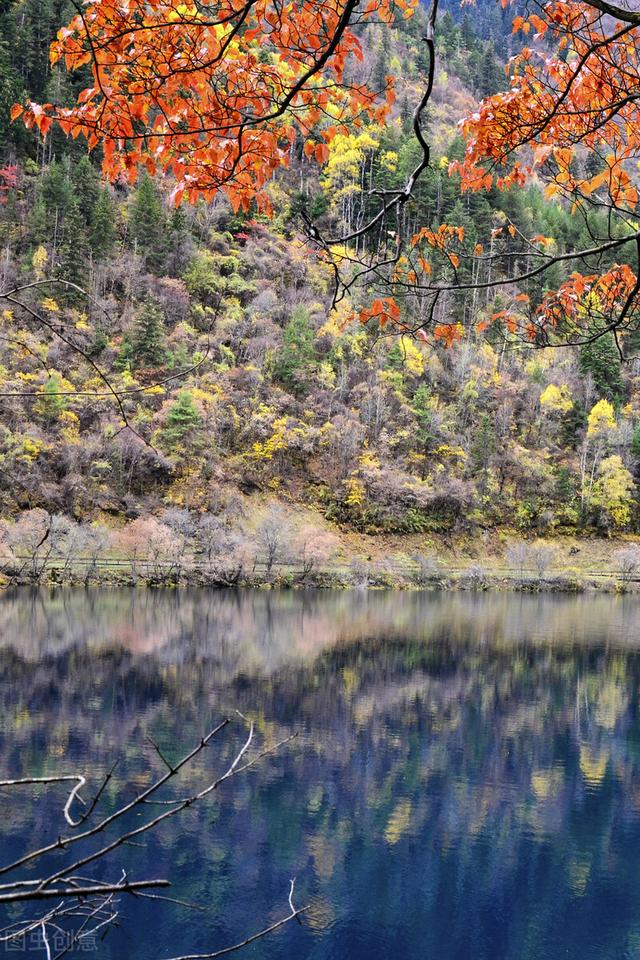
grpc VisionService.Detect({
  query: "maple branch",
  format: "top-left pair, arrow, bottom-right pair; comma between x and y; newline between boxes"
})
403,232 -> 639,294
584,0 -> 640,24
314,0 -> 439,249
492,18 -> 638,166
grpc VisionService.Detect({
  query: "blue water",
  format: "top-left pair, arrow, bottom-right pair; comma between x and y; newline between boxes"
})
2,589 -> 640,959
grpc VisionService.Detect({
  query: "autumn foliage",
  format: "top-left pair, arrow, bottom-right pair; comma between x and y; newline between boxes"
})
13,0 -> 411,210
454,2 -> 640,207
9,0 -> 640,350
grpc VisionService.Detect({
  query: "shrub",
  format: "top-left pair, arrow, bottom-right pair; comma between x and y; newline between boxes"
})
613,545 -> 640,584
411,553 -> 443,586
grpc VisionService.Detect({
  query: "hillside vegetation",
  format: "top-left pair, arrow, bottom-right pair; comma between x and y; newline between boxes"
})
0,3 -> 639,585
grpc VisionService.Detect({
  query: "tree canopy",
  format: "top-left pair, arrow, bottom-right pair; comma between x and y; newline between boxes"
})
11,0 -> 640,355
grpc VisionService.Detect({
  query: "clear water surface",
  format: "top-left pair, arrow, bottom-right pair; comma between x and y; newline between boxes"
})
2,588 -> 640,960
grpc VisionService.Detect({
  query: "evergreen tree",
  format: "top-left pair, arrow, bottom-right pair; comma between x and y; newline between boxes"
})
0,37 -> 27,157
373,33 -> 390,91
10,0 -> 57,100
39,161 -> 74,219
631,422 -> 640,474
555,466 -> 576,502
129,173 -> 166,272
72,155 -> 101,225
478,43 -> 505,97
460,14 -> 476,50
470,414 -> 497,474
273,305 -> 317,393
413,383 -> 433,478
560,399 -> 587,449
161,391 -> 202,448
35,374 -> 67,423
127,298 -> 168,368
55,198 -> 89,298
28,195 -> 49,246
579,331 -> 624,402
165,207 -> 193,275
386,342 -> 405,371
43,65 -> 88,162
90,188 -> 116,260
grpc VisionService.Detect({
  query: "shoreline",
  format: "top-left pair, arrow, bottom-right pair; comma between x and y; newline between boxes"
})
3,533 -> 640,594
0,563 -> 637,594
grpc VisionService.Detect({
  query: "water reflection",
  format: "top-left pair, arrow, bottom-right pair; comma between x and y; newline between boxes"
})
1,589 -> 640,960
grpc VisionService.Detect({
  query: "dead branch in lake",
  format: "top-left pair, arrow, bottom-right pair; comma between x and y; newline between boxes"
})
0,716 -> 305,958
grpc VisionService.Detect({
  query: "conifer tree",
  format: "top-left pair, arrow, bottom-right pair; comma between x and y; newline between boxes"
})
39,161 -> 73,212
478,43 -> 505,97
35,374 -> 67,423
631,422 -> 640,474
273,305 -> 317,393
129,173 -> 166,273
72,155 -> 100,225
470,413 -> 497,475
127,298 -> 168,368
413,383 -> 433,478
55,198 -> 89,299
579,332 -> 623,403
0,37 -> 26,156
161,390 -> 202,448
90,187 -> 116,260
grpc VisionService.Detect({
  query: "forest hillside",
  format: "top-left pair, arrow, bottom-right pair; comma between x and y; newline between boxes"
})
0,1 -> 639,586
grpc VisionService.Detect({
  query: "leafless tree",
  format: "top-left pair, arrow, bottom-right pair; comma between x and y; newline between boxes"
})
530,545 -> 557,580
506,543 -> 531,579
613,545 -> 640,584
295,525 -> 339,580
255,506 -> 290,575
4,509 -> 53,581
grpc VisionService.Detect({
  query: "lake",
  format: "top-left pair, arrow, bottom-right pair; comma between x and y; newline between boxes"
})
2,588 -> 640,960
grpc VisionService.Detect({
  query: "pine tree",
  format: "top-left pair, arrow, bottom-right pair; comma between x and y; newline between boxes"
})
127,298 -> 168,368
273,305 -> 317,393
35,374 -> 67,423
470,414 -> 497,474
0,37 -> 27,156
413,383 -> 433,478
373,33 -> 390,92
10,0 -> 57,102
161,391 -> 202,448
579,331 -> 623,402
72,155 -> 100,225
386,342 -> 405,371
39,160 -> 74,216
28,196 -> 49,245
631,422 -> 640,475
460,13 -> 475,50
478,43 -> 505,96
555,466 -> 575,502
55,198 -> 89,299
165,206 -> 192,275
129,173 -> 166,272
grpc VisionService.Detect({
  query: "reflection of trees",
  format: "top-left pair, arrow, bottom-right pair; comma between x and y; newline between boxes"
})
4,589 -> 640,664
2,590 -> 640,958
